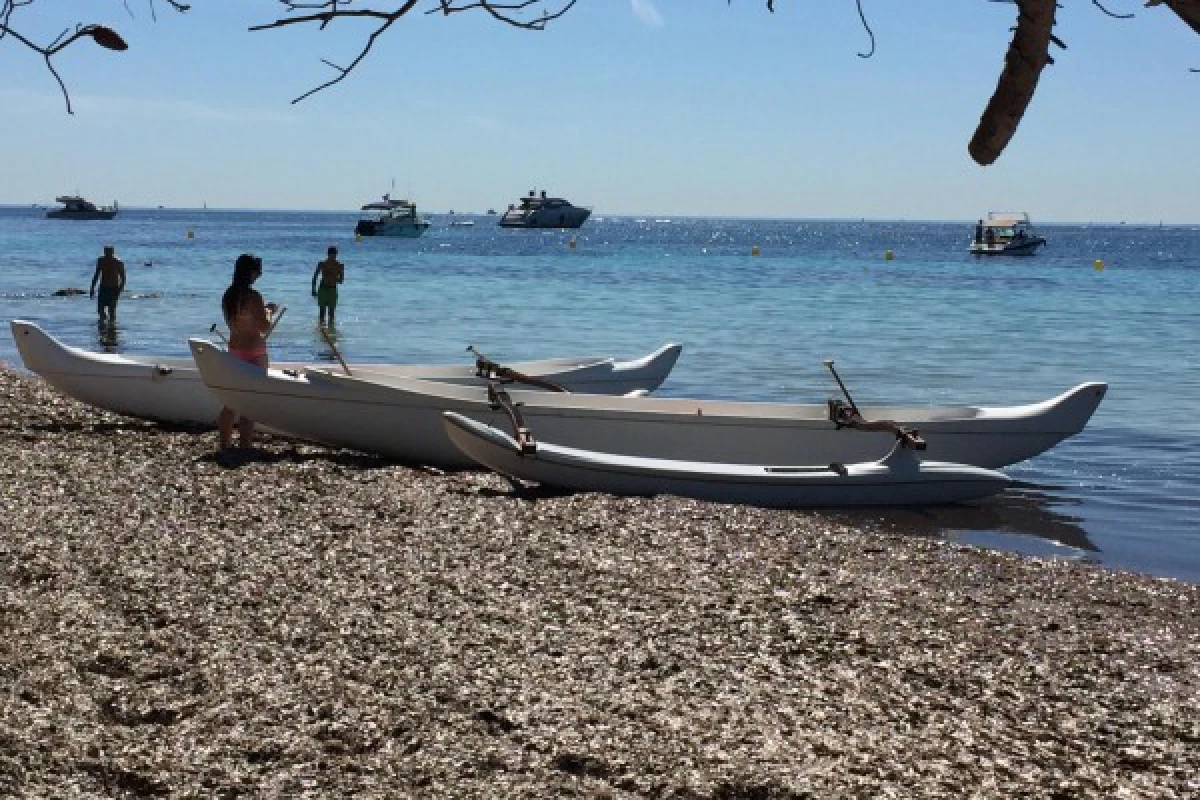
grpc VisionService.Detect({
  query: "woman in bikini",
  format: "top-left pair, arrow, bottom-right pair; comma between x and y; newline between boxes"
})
218,253 -> 278,450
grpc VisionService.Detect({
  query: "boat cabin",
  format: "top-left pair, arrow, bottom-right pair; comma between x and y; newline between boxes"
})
515,190 -> 574,211
56,195 -> 102,213
982,213 -> 1034,240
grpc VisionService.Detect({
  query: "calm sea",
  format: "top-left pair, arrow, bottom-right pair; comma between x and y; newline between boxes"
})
2,207 -> 1197,583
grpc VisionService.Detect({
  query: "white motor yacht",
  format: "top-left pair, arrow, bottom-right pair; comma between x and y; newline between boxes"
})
499,189 -> 591,229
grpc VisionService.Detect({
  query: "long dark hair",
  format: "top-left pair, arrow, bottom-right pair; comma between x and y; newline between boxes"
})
222,253 -> 262,320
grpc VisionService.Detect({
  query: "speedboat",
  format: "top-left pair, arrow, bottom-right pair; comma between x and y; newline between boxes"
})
442,412 -> 1012,507
10,320 -> 682,426
45,195 -> 118,220
354,195 -> 431,238
969,212 -> 1047,255
190,338 -> 1107,471
499,189 -> 591,229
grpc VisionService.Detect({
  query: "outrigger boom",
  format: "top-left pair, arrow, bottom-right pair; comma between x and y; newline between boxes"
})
824,359 -> 926,450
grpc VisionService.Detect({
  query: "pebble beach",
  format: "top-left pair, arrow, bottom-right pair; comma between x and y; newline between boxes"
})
1,364 -> 1197,798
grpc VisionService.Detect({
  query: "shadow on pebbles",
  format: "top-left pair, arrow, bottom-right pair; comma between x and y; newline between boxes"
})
0,366 -> 1197,798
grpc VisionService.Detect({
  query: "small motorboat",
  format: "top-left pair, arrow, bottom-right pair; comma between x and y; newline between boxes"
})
441,412 -> 1012,507
354,194 -> 431,238
45,195 -> 118,220
499,189 -> 591,229
10,320 -> 683,426
969,212 -> 1047,255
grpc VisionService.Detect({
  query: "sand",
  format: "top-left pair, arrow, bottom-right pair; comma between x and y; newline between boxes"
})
1,365 -> 1196,798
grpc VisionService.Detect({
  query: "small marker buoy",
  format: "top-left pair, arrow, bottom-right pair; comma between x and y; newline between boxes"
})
1093,259 -> 1105,271
751,245 -> 760,256
884,249 -> 894,261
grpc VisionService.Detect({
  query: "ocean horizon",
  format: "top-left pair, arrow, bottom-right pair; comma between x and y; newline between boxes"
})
7,204 -> 1199,227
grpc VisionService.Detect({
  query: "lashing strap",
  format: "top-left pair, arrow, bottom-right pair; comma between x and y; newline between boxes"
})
486,382 -> 538,455
827,399 -> 927,451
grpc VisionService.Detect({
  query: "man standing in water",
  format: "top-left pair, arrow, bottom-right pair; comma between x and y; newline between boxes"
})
89,245 -> 126,324
311,245 -> 344,327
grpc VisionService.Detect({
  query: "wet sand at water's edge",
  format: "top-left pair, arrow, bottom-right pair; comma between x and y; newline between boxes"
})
0,365 -> 1196,798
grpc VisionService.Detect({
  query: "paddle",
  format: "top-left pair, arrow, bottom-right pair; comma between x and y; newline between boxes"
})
823,359 -> 861,416
319,324 -> 352,376
208,323 -> 229,347
467,344 -> 568,393
265,305 -> 287,340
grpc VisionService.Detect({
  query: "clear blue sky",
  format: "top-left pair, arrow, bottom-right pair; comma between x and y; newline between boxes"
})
2,1 -> 1197,222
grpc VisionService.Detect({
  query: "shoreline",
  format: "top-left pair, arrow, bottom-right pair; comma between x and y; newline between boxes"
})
1,365 -> 1197,797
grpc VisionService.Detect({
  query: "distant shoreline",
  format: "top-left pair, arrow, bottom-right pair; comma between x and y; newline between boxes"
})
3,205 -> 1197,226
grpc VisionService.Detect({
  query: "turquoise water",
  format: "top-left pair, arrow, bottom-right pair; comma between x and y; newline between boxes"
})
2,208 -> 1198,582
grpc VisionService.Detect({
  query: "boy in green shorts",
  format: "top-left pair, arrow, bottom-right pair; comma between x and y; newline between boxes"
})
311,246 -> 344,326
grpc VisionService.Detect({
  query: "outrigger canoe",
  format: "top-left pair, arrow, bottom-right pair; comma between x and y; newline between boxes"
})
441,412 -> 1011,507
190,338 -> 1106,470
9,320 -> 682,426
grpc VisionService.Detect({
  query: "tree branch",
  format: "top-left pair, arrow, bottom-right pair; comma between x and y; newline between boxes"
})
969,0 -> 1057,166
432,0 -> 579,29
0,0 -> 188,113
1092,0 -> 1134,19
250,2 -> 584,104
1148,0 -> 1200,36
854,0 -> 876,58
2,1 -> 1197,160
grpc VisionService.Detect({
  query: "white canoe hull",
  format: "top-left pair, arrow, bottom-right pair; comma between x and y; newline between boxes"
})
10,320 -> 681,426
441,412 -> 1011,507
190,338 -> 1106,470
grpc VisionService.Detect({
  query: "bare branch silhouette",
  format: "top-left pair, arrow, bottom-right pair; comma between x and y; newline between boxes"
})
854,0 -> 876,58
1092,0 -> 1134,19
2,1 -> 1198,161
0,0 -> 189,113
250,2 -> 580,104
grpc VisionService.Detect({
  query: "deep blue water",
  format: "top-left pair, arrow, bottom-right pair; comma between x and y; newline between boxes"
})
2,207 -> 1198,583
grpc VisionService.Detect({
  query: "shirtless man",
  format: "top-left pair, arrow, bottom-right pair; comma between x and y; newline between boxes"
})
311,245 -> 344,326
89,245 -> 126,324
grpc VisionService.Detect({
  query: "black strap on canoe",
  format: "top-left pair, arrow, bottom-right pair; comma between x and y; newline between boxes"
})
468,345 -> 569,393
828,399 -> 927,451
823,359 -> 926,450
486,381 -> 537,455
